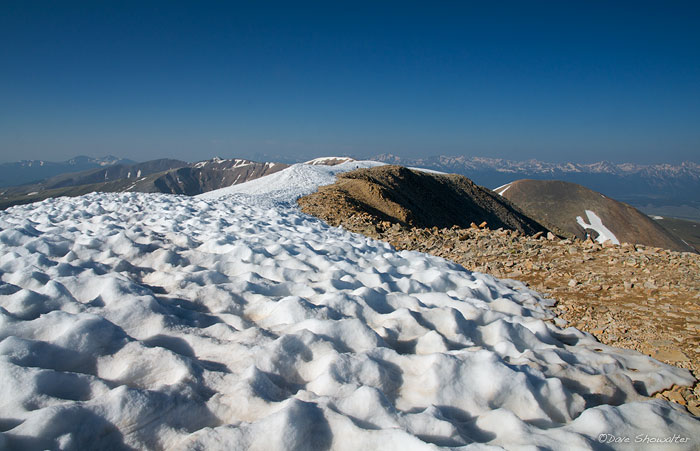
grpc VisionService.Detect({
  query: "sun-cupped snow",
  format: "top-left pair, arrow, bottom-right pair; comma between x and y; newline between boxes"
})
1,190 -> 698,450
576,210 -> 620,245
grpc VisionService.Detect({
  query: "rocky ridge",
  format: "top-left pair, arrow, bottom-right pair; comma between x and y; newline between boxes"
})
299,194 -> 700,416
299,165 -> 547,234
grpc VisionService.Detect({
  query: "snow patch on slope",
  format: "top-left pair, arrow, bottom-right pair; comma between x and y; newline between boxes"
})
197,160 -> 384,203
494,182 -> 512,196
407,166 -> 447,175
0,193 -> 696,449
304,156 -> 355,165
576,210 -> 620,244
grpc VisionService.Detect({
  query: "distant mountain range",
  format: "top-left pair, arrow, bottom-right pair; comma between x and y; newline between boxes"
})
373,154 -> 700,180
4,153 -> 700,222
0,155 -> 136,187
372,154 -> 700,220
0,157 -> 287,209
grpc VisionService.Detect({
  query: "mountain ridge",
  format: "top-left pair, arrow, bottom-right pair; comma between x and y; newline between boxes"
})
0,155 -> 136,187
0,157 -> 288,209
373,153 -> 700,178
298,165 -> 548,235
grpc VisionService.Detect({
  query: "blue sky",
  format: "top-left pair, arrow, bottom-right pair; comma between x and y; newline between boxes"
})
1,1 -> 699,164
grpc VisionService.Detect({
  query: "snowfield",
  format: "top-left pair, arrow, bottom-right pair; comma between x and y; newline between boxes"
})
197,160 -> 385,204
0,165 -> 698,449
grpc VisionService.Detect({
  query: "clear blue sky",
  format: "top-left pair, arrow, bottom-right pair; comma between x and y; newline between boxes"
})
1,1 -> 699,164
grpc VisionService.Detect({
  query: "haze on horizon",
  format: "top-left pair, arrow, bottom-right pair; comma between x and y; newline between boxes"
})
1,1 -> 699,165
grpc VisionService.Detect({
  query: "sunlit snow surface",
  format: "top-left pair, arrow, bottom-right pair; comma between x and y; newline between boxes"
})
1,191 -> 698,448
197,160 -> 386,204
576,210 -> 620,245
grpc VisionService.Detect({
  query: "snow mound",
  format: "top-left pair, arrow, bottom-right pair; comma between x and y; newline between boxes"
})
304,156 -> 356,166
197,160 -> 384,204
0,192 -> 697,449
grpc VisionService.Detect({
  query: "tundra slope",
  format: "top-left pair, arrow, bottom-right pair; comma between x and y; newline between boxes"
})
496,179 -> 694,253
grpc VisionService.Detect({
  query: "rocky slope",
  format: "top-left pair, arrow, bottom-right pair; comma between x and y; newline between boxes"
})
654,216 -> 700,253
149,159 -> 287,195
298,176 -> 700,415
299,165 -> 547,234
25,159 -> 187,191
497,179 -> 695,253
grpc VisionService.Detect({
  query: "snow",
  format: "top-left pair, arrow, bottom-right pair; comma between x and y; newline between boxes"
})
407,166 -> 447,175
194,158 -> 253,169
197,160 -> 385,204
304,156 -> 355,165
197,161 -> 444,205
233,159 -> 251,168
493,183 -> 512,196
0,172 -> 698,448
576,210 -> 621,245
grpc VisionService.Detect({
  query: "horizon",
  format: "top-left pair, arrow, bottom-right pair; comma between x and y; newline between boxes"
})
2,2 -> 699,165
3,152 -> 700,167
